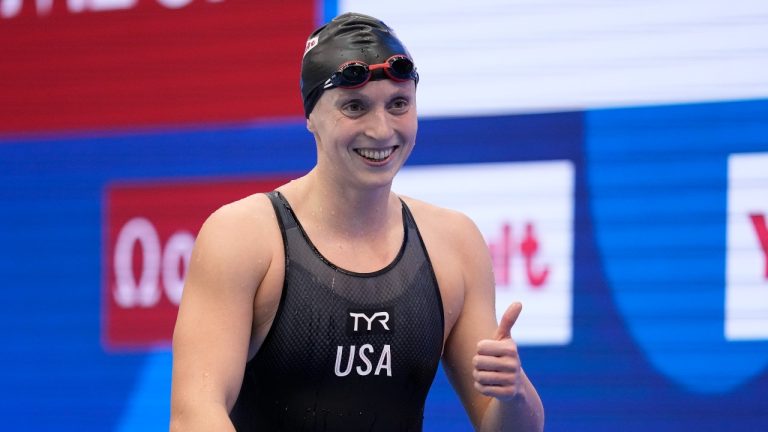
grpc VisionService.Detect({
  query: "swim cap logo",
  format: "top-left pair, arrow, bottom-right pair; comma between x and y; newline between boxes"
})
303,36 -> 319,58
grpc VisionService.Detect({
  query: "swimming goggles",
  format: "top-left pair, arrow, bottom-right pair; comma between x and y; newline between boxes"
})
323,55 -> 419,90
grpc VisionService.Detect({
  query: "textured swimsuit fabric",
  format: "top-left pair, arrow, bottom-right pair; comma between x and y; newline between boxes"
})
229,191 -> 445,431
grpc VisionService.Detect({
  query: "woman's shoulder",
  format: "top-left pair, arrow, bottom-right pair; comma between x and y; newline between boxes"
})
399,194 -> 476,227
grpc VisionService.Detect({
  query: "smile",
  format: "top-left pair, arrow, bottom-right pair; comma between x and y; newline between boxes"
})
354,146 -> 398,162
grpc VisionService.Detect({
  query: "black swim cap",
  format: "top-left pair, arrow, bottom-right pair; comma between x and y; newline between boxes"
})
300,12 -> 417,118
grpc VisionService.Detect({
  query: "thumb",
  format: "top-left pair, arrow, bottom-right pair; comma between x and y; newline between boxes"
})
494,302 -> 523,340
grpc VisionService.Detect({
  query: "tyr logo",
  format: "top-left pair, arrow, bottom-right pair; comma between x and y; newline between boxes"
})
346,308 -> 393,335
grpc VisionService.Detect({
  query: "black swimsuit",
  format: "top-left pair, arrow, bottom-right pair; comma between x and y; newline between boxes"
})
230,191 -> 445,431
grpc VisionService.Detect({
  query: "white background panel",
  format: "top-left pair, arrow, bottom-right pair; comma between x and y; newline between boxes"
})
726,152 -> 768,340
394,161 -> 575,345
341,0 -> 768,116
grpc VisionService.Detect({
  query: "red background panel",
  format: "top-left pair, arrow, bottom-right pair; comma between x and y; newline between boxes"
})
103,176 -> 292,351
0,0 -> 314,134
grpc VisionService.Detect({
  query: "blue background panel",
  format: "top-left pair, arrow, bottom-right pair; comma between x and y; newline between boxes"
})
587,99 -> 768,395
2,101 -> 768,430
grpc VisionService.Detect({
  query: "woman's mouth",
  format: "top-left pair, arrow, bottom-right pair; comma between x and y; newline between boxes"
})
354,146 -> 398,163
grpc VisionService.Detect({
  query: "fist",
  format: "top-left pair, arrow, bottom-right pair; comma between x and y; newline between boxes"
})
473,302 -> 524,400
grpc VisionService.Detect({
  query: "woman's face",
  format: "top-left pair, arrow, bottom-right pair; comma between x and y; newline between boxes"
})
307,79 -> 418,191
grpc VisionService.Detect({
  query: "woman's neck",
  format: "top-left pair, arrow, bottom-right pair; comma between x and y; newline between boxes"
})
281,170 -> 400,241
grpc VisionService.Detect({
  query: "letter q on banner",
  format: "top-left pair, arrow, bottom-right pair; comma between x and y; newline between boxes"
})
102,177 -> 289,351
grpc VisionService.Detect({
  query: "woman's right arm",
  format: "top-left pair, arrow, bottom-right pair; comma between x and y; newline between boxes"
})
169,197 -> 276,431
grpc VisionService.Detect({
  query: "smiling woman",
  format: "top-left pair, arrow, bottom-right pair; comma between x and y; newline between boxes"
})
170,11 -> 543,432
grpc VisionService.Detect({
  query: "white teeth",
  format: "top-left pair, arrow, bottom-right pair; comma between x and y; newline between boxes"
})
357,147 -> 394,161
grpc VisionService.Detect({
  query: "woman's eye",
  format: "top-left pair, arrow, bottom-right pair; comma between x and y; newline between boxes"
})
342,101 -> 365,115
389,98 -> 410,112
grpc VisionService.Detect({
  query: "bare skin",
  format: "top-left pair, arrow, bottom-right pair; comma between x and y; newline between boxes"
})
170,79 -> 544,431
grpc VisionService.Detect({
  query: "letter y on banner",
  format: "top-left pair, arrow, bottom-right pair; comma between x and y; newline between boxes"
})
726,152 -> 768,341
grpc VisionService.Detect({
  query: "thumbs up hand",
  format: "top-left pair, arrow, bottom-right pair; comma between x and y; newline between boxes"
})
473,302 -> 525,400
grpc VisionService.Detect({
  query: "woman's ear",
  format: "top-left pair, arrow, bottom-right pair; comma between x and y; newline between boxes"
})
306,117 -> 314,133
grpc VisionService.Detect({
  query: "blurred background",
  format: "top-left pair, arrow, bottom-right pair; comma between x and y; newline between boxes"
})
1,0 -> 767,430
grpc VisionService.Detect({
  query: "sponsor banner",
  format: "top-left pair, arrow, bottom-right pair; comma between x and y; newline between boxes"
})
0,0 -> 314,134
102,176 -> 289,350
393,161 -> 575,345
726,152 -> 768,340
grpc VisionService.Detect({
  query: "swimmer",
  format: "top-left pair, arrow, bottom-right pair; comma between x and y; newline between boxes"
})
170,12 -> 544,432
